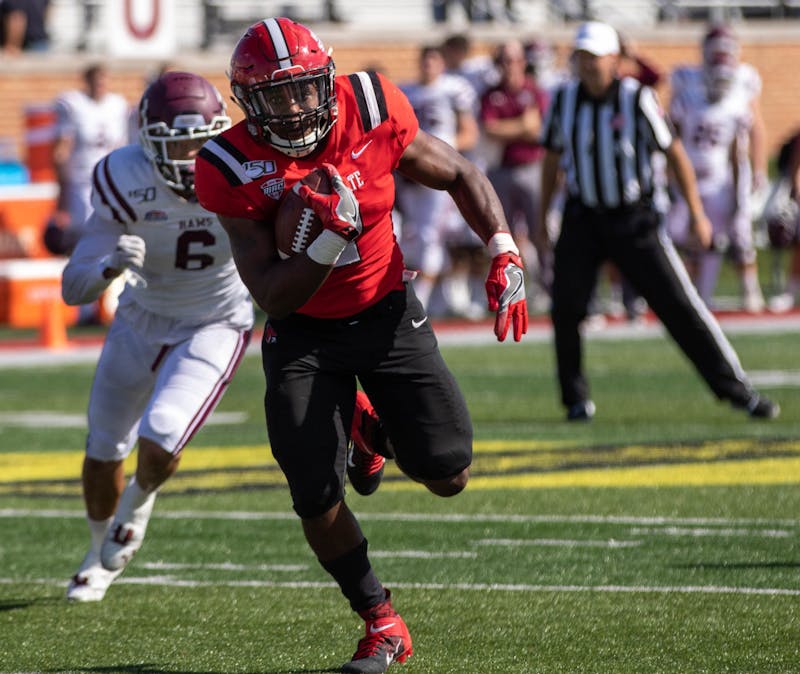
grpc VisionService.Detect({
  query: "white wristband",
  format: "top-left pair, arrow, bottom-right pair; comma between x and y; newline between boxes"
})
306,229 -> 349,266
487,232 -> 519,258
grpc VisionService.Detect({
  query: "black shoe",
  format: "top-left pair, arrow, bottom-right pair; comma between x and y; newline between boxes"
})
737,394 -> 780,420
566,400 -> 596,421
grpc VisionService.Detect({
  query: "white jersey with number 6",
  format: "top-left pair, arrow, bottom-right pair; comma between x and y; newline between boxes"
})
62,143 -> 254,459
63,143 -> 253,343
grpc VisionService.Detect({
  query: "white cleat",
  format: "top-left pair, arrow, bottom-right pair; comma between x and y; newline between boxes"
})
742,291 -> 765,314
100,489 -> 156,572
768,292 -> 795,314
66,550 -> 123,602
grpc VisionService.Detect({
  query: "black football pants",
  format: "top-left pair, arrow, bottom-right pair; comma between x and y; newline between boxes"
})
550,199 -> 755,409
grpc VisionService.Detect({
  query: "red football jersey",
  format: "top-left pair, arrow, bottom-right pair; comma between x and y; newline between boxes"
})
195,71 -> 419,319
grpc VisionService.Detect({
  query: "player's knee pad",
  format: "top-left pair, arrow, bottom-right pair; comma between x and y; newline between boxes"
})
290,477 -> 344,520
85,428 -> 135,462
138,402 -> 186,455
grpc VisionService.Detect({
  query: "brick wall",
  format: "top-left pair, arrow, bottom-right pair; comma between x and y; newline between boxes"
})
1,38 -> 799,168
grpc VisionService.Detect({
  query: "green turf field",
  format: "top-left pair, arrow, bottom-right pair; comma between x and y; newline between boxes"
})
1,333 -> 799,673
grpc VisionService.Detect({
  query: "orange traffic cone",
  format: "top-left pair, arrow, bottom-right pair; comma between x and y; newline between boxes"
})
39,296 -> 69,350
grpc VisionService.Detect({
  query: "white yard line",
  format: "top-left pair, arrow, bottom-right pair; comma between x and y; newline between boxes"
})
3,576 -> 799,596
476,538 -> 642,548
2,508 -> 799,528
141,561 -> 308,572
629,526 -> 792,538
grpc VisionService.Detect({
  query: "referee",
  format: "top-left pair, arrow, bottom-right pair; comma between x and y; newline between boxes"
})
539,21 -> 779,421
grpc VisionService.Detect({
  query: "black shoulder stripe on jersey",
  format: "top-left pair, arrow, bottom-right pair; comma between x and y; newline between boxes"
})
348,71 -> 389,132
214,135 -> 250,164
92,157 -> 133,225
199,138 -> 250,188
367,71 -> 388,123
102,156 -> 137,222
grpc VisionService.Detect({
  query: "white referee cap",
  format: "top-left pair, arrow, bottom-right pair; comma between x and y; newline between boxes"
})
573,21 -> 620,56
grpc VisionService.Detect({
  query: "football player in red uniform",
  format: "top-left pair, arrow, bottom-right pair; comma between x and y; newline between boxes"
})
194,17 -> 527,674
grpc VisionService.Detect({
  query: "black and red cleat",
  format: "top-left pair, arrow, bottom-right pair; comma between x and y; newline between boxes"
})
342,590 -> 413,673
348,390 -> 387,496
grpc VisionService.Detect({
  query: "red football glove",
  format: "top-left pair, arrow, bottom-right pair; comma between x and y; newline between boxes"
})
296,163 -> 362,241
485,252 -> 528,342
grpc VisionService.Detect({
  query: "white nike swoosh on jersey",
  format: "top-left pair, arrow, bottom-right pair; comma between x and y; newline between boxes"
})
351,140 -> 373,159
411,316 -> 428,328
369,622 -> 396,634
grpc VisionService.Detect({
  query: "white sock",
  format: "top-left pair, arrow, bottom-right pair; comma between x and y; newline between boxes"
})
123,475 -> 153,510
741,268 -> 762,297
87,516 -> 113,555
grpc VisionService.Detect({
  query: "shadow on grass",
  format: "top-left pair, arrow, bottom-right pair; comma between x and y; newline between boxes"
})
41,664 -> 341,674
0,596 -> 63,611
678,561 -> 800,570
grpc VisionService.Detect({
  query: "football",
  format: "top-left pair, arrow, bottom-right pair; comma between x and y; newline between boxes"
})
274,168 -> 331,259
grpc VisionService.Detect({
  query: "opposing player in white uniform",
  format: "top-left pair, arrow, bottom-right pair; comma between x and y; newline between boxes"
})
397,44 -> 479,315
63,72 -> 254,602
52,63 -> 131,248
667,24 -> 767,313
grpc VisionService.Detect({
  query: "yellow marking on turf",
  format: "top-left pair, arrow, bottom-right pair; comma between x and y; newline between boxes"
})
2,440 -> 799,491
0,445 -> 275,482
1,441 -> 557,482
449,456 -> 800,490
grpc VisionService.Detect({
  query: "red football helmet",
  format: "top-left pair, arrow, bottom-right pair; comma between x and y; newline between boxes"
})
229,17 -> 337,157
702,24 -> 739,101
139,71 -> 231,193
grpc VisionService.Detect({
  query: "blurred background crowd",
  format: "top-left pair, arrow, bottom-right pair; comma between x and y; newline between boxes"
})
1,0 -> 800,330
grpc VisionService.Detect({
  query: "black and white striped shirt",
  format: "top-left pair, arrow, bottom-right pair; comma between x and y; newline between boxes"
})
541,77 -> 674,209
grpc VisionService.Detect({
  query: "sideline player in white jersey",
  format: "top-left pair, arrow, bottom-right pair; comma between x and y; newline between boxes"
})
51,64 -> 131,250
396,44 -> 480,315
667,23 -> 767,313
63,72 -> 254,602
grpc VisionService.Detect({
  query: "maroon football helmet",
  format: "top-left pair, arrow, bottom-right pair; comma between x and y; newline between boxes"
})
702,24 -> 739,101
229,17 -> 337,157
139,71 -> 231,192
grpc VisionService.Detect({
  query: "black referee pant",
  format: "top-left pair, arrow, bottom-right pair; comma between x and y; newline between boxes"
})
550,198 -> 755,409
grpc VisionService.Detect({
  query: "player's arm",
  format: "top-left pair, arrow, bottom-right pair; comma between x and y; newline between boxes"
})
481,107 -> 541,144
539,148 -> 562,253
398,129 -> 527,341
748,95 -> 768,191
454,108 -> 479,153
61,213 -> 139,305
216,214 -> 331,319
398,129 -> 508,243
51,131 -> 75,223
665,137 -> 712,250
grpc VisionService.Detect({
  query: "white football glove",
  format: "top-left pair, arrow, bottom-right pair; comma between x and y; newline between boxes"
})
107,234 -> 146,272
